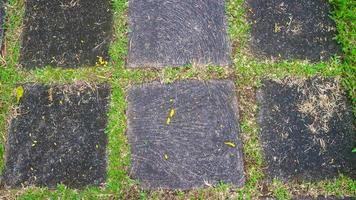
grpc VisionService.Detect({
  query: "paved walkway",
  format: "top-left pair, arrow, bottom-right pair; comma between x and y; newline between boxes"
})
1,0 -> 354,198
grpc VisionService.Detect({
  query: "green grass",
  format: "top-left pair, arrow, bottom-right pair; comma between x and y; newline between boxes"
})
329,0 -> 356,115
0,0 -> 355,199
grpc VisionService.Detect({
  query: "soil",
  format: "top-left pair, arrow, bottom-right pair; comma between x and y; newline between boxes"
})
127,0 -> 231,68
247,0 -> 341,61
19,0 -> 113,69
2,83 -> 111,189
257,77 -> 355,182
126,80 -> 245,189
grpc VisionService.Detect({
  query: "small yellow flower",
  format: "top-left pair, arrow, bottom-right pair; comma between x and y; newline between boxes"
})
96,56 -> 108,66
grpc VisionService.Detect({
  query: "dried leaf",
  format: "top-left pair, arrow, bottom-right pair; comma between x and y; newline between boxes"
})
48,88 -> 53,102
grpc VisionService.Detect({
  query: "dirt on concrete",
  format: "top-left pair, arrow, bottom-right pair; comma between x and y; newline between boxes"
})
20,0 -> 113,69
247,0 -> 341,61
3,83 -> 111,188
257,77 -> 355,182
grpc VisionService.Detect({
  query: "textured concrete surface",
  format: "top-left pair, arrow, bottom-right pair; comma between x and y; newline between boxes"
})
20,0 -> 113,68
128,0 -> 231,68
257,77 -> 355,182
3,83 -> 111,188
247,0 -> 340,61
127,80 -> 245,189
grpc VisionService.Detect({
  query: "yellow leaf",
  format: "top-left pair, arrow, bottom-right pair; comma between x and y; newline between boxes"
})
164,154 -> 169,160
224,141 -> 236,148
169,109 -> 175,118
16,86 -> 24,104
166,109 -> 175,125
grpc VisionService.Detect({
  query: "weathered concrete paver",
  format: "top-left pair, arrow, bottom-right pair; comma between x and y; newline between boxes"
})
257,77 -> 355,182
3,83 -> 110,188
20,0 -> 113,68
247,0 -> 340,61
128,0 -> 231,68
2,0 -> 353,198
127,80 -> 245,189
